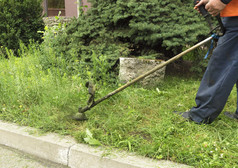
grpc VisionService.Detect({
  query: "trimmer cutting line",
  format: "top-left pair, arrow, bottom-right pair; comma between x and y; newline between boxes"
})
74,1 -> 225,121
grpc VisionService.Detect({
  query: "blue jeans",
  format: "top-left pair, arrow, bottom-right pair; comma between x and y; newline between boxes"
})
190,17 -> 238,124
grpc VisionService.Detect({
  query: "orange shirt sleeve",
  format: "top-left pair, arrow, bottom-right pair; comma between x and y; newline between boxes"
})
221,0 -> 238,17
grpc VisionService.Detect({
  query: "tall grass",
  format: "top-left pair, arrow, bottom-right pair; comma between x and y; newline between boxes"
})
0,24 -> 237,168
75,78 -> 237,168
0,43 -> 237,167
0,43 -> 88,132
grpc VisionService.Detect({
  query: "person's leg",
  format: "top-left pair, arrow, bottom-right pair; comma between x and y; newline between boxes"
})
224,81 -> 238,119
236,81 -> 238,115
189,17 -> 238,124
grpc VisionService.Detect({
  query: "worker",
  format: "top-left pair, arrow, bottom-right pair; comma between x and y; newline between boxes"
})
179,0 -> 238,124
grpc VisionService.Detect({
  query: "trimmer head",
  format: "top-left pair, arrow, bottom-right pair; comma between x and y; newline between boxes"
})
72,112 -> 88,121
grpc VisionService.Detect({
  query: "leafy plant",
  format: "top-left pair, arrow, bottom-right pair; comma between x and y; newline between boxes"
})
84,128 -> 101,146
0,0 -> 44,54
183,47 -> 210,75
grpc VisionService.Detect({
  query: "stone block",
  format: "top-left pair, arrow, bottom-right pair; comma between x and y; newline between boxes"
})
119,57 -> 166,87
43,17 -> 72,27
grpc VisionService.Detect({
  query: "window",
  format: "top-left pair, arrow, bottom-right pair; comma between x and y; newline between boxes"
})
45,0 -> 65,17
48,0 -> 65,8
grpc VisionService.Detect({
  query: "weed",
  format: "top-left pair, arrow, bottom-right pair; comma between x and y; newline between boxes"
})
0,43 -> 237,168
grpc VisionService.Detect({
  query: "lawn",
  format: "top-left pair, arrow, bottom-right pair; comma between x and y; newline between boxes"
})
0,46 -> 237,168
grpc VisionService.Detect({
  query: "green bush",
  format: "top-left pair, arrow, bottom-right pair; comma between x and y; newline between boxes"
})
45,0 -> 210,79
0,0 -> 44,53
37,0 -> 211,81
56,0 -> 209,58
89,0 -> 209,55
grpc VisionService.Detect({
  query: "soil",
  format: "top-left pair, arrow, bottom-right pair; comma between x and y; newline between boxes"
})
165,60 -> 194,77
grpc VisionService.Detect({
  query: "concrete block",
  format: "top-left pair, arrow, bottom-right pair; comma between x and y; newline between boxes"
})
0,121 -> 75,165
0,120 -> 193,168
68,144 -> 192,168
119,57 -> 166,87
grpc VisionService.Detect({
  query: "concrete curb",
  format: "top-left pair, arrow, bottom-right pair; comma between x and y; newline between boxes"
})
0,120 -> 192,168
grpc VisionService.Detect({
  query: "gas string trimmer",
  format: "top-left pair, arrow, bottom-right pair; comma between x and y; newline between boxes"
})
74,1 -> 225,121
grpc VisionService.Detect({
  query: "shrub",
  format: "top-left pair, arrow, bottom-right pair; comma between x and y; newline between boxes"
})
45,0 -> 210,79
57,0 -> 209,58
38,0 -> 211,81
0,0 -> 44,53
90,0 -> 208,54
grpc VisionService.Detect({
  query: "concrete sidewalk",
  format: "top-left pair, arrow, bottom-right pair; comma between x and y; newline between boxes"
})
0,120 -> 193,168
0,144 -> 68,168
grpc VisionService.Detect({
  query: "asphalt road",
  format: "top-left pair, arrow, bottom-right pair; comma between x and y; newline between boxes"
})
0,144 -> 68,168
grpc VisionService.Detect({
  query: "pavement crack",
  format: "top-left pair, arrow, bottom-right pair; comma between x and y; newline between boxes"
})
67,144 -> 75,166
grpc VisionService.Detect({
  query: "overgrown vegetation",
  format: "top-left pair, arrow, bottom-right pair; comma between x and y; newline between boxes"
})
48,0 -> 210,74
0,0 -> 237,168
0,44 -> 237,167
0,0 -> 44,53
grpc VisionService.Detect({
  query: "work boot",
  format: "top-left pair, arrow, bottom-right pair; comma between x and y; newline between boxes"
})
174,111 -> 193,121
224,112 -> 238,120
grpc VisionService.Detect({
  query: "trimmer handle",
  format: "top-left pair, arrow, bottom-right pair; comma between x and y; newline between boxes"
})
194,0 -> 209,17
194,0 -> 225,36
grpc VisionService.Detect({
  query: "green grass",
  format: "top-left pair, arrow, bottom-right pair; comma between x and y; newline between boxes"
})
0,47 -> 237,168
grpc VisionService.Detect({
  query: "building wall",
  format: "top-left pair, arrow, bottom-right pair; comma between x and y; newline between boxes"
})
42,0 -> 47,16
42,0 -> 91,17
82,0 -> 91,13
65,0 -> 78,17
65,0 -> 92,17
